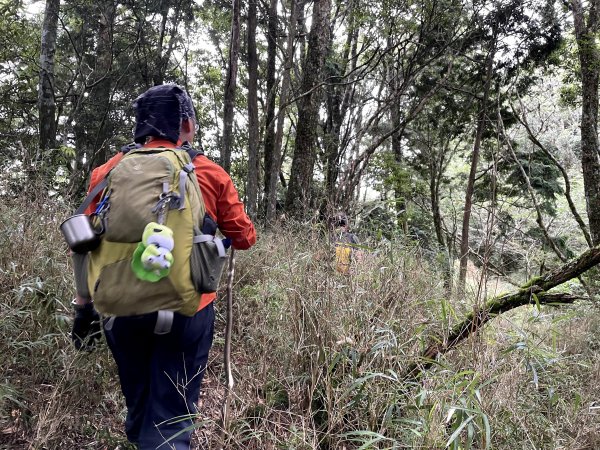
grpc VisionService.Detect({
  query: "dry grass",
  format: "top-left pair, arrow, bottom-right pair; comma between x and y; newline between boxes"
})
1,193 -> 599,449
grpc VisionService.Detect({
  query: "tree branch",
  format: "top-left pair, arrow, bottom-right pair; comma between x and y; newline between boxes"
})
498,109 -> 567,262
403,244 -> 600,379
511,100 -> 593,248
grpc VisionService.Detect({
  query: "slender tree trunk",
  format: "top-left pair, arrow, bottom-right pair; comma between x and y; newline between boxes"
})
221,0 -> 241,173
285,0 -> 332,217
513,101 -> 593,247
323,72 -> 343,208
499,111 -> 567,262
263,0 -> 278,209
322,0 -> 357,212
297,0 -> 308,67
572,0 -> 600,245
246,0 -> 259,219
429,144 -> 453,293
38,0 -> 60,153
391,56 -> 408,234
154,0 -> 183,85
73,0 -> 115,169
266,0 -> 299,225
154,0 -> 169,85
458,44 -> 494,294
430,158 -> 446,251
93,0 -> 115,165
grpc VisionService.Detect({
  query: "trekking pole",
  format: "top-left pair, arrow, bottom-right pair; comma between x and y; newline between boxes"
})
220,248 -> 236,447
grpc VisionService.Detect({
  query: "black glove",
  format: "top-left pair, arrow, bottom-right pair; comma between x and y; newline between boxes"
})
72,302 -> 102,351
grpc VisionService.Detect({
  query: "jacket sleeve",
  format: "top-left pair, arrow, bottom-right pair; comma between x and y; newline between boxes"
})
215,176 -> 257,250
194,158 -> 256,250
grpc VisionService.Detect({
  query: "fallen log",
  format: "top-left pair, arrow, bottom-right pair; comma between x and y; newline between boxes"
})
403,244 -> 600,379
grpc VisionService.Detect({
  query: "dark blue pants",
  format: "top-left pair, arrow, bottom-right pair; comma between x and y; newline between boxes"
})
104,303 -> 215,450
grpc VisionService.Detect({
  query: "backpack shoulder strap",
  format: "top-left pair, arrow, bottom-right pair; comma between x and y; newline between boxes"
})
75,178 -> 108,215
76,145 -> 134,215
121,141 -> 203,160
178,141 -> 204,161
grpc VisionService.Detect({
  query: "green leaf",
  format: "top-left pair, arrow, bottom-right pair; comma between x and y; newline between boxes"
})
446,415 -> 475,449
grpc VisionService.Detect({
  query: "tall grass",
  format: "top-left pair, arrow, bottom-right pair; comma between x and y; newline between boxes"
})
1,189 -> 598,449
0,185 -> 128,449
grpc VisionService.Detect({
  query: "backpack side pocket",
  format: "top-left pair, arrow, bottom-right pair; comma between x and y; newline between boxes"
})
190,231 -> 228,293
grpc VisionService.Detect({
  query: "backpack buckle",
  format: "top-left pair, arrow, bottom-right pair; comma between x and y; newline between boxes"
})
154,310 -> 174,334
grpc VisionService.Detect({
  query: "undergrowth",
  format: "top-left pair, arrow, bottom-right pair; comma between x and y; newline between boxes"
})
0,188 -> 599,449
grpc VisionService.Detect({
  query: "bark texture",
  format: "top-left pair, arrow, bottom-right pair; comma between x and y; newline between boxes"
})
285,0 -> 332,217
266,0 -> 299,225
263,0 -> 278,209
221,0 -> 241,174
38,0 -> 60,152
571,0 -> 600,245
246,0 -> 260,219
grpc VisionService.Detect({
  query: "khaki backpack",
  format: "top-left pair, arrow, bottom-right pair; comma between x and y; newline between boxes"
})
85,145 -> 227,317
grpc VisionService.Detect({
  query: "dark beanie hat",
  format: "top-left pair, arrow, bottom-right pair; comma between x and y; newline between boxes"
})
133,84 -> 196,144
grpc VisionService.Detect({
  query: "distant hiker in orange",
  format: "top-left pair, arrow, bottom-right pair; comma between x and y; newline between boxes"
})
66,84 -> 256,449
330,213 -> 360,275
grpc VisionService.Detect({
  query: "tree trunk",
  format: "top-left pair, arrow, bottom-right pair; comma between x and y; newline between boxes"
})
323,70 -> 343,209
430,162 -> 445,251
263,0 -> 278,211
73,0 -> 115,169
322,0 -> 357,212
513,101 -> 593,248
285,0 -> 332,217
221,0 -> 241,174
266,0 -> 299,225
457,44 -> 494,294
154,0 -> 170,85
246,0 -> 259,220
572,0 -> 600,245
93,0 -> 115,165
428,142 -> 453,293
391,53 -> 408,234
38,0 -> 60,152
154,0 -> 184,85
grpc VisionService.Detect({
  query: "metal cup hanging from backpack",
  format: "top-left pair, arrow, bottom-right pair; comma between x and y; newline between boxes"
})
60,179 -> 110,254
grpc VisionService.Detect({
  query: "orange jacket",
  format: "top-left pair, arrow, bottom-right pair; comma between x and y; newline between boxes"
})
85,139 -> 256,311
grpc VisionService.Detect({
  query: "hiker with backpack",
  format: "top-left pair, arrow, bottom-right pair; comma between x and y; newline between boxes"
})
65,84 -> 256,449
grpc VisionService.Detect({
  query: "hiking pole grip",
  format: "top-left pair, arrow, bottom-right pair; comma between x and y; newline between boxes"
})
220,248 -> 236,447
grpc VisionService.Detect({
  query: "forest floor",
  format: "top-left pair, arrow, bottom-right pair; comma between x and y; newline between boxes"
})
1,197 -> 600,449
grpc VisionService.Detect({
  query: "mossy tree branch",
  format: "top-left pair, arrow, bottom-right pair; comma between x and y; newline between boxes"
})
403,245 -> 600,379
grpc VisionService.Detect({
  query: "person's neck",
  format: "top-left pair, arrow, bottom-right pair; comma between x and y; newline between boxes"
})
145,137 -> 181,147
